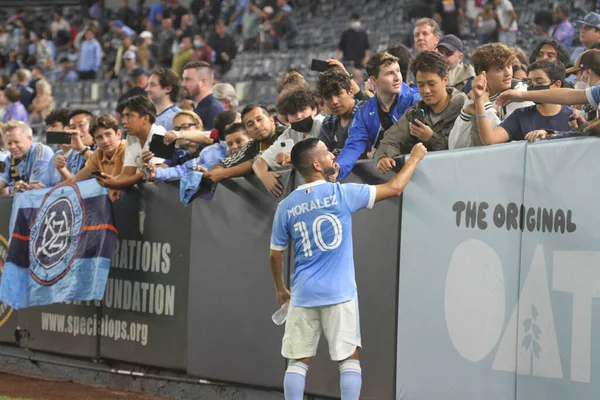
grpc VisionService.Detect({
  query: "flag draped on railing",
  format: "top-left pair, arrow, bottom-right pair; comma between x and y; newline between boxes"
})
0,180 -> 117,309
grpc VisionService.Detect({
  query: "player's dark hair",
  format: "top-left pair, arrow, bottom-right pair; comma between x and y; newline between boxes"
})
291,137 -> 320,176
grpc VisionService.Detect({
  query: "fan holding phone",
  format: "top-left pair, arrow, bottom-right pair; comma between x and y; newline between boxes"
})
46,109 -> 96,186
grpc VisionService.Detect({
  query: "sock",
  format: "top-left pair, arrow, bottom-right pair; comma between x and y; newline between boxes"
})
339,360 -> 362,400
284,360 -> 308,400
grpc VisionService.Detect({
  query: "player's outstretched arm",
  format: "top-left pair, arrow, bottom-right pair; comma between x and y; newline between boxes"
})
374,143 -> 427,203
270,249 -> 290,306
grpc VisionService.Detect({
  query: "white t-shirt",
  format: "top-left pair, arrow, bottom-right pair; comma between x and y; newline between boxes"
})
497,0 -> 517,31
123,124 -> 167,168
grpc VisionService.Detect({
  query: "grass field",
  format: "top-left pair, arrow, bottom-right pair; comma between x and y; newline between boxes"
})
0,396 -> 32,400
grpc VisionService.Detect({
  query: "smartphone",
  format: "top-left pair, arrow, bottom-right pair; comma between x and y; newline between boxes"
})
408,109 -> 426,124
310,59 -> 331,73
149,134 -> 176,160
273,138 -> 295,153
47,131 -> 72,145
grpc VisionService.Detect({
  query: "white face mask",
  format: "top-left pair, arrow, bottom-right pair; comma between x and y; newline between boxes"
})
575,72 -> 592,90
350,21 -> 361,30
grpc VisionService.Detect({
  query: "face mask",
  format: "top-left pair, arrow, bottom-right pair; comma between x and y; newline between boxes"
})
179,43 -> 186,51
527,84 -> 552,104
290,115 -> 314,133
575,80 -> 589,90
193,39 -> 203,48
527,84 -> 551,91
350,21 -> 361,30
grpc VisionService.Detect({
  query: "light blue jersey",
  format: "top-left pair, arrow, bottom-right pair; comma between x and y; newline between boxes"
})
155,105 -> 181,131
270,180 -> 375,307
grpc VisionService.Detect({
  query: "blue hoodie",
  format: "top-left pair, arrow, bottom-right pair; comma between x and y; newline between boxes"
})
336,83 -> 420,180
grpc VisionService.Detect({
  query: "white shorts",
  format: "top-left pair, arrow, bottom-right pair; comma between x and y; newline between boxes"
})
281,295 -> 361,361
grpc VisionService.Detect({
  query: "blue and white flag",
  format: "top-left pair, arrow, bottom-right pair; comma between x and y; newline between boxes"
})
0,180 -> 118,309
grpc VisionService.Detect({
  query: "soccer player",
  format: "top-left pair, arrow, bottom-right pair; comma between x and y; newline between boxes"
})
269,139 -> 427,399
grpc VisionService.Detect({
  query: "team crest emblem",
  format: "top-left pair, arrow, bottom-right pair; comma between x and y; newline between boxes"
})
0,234 -> 13,326
30,187 -> 84,285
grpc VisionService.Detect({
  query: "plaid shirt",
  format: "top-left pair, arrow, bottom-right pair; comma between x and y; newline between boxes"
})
551,20 -> 575,51
319,100 -> 366,153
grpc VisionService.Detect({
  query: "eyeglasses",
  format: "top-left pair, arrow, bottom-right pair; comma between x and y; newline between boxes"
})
174,122 -> 198,131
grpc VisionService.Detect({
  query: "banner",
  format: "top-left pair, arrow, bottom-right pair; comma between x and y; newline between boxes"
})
0,181 -> 117,309
396,138 -> 600,400
100,183 -> 191,370
397,143 -> 526,399
514,138 -> 600,399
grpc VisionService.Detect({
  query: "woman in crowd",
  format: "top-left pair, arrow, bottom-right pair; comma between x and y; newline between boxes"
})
474,1 -> 498,44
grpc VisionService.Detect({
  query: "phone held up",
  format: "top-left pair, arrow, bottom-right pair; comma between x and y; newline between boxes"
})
310,59 -> 332,73
407,109 -> 426,125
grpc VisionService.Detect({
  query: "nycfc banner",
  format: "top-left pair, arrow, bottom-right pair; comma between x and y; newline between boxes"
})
396,138 -> 600,399
0,181 -> 117,309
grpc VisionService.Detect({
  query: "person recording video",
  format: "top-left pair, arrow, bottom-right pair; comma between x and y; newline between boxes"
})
376,51 -> 466,174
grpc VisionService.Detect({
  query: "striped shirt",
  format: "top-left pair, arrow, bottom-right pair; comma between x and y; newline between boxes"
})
319,100 -> 366,153
219,125 -> 286,168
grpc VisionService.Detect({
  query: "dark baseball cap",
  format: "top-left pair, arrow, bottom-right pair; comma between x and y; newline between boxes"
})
437,34 -> 464,53
577,12 -> 600,30
566,49 -> 600,74
129,68 -> 148,78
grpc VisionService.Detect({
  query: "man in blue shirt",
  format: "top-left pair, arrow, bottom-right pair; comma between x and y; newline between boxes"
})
335,52 -> 420,180
270,138 -> 427,400
55,57 -> 80,82
0,120 -> 54,193
144,122 -> 249,181
149,0 -> 167,26
77,29 -> 102,80
146,67 -> 182,131
181,61 -> 225,130
475,60 -> 572,143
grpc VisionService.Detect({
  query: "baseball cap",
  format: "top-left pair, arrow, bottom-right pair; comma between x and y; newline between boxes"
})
129,68 -> 148,78
577,12 -> 600,30
113,20 -> 124,28
566,49 -> 600,74
140,31 -> 153,39
437,34 -> 464,53
123,50 -> 137,60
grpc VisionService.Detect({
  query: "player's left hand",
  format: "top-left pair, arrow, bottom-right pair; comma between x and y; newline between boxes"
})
277,288 -> 291,307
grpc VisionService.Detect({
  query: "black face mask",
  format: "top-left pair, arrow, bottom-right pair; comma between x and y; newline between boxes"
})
290,116 -> 314,133
527,84 -> 552,104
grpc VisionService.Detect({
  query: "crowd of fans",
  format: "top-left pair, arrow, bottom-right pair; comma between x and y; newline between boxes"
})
0,1 -> 600,202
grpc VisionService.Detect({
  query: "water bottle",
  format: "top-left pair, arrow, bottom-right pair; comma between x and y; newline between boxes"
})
272,301 -> 289,325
